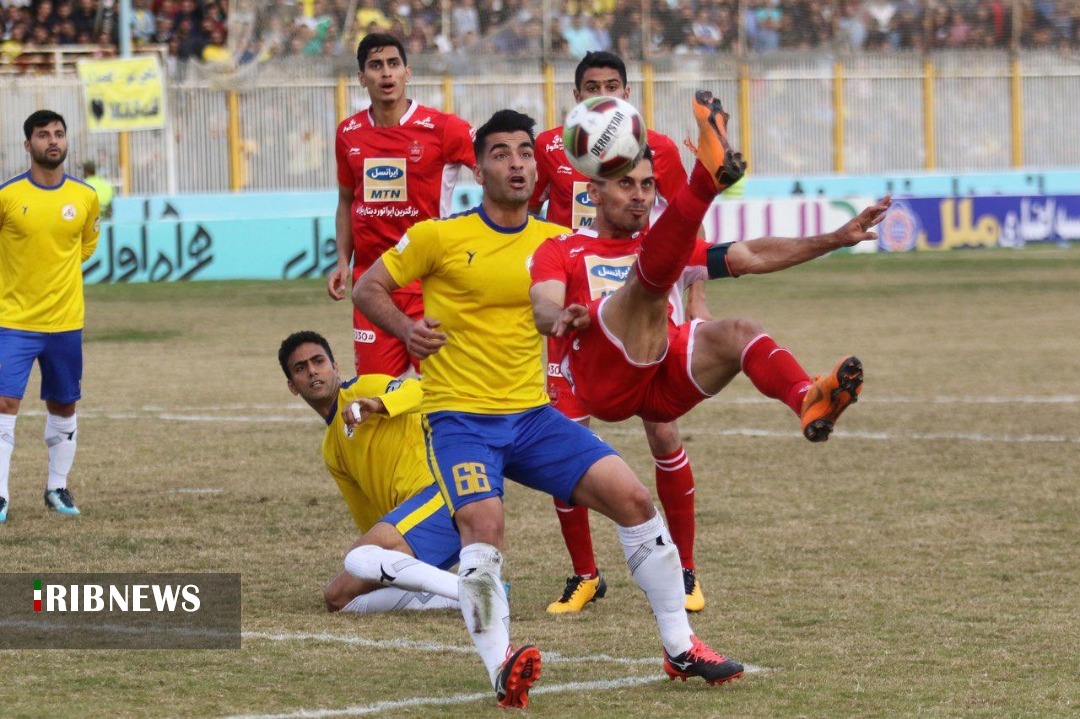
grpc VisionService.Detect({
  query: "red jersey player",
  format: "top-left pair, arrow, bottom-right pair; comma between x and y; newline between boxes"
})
531,92 -> 889,545
530,51 -> 709,615
329,33 -> 475,376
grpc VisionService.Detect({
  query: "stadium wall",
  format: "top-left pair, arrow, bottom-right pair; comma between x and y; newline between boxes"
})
82,193 -> 1079,284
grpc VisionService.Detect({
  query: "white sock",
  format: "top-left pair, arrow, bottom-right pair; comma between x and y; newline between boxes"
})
344,544 -> 459,600
340,588 -> 460,613
458,543 -> 511,688
44,413 -> 77,491
618,511 -> 694,657
0,413 -> 15,500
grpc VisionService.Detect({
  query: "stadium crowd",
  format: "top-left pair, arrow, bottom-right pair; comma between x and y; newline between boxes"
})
1,0 -> 1078,68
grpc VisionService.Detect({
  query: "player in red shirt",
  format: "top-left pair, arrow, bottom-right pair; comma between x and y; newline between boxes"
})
530,92 -> 890,481
328,33 -> 475,376
531,51 -> 710,615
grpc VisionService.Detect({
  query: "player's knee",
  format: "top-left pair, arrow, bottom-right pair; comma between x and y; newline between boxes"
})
645,422 -> 681,456
731,317 -> 766,346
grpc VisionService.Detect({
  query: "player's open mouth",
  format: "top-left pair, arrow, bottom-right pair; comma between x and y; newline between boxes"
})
508,175 -> 526,188
379,82 -> 396,92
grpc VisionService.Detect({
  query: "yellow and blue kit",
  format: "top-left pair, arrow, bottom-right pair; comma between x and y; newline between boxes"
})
0,172 -> 99,332
323,374 -> 459,569
380,205 -> 617,512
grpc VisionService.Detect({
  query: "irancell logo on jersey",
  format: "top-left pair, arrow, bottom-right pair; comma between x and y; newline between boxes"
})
413,116 -> 435,129
342,118 -> 362,133
546,136 -> 564,153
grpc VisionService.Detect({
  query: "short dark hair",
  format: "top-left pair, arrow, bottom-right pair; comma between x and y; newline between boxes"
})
82,160 -> 96,174
473,109 -> 536,158
574,51 -> 628,91
23,109 -> 66,141
356,33 -> 407,70
278,331 -> 335,379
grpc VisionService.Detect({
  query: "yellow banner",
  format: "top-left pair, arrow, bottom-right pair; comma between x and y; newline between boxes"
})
77,56 -> 164,133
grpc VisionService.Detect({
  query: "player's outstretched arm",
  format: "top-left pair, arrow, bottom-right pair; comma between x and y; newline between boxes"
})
328,183 -> 355,300
531,280 -> 574,336
726,195 -> 891,276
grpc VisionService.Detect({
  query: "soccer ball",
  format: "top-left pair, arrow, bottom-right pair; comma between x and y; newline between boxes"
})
562,96 -> 648,180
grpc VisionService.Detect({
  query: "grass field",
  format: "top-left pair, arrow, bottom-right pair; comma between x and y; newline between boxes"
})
2,247 -> 1078,718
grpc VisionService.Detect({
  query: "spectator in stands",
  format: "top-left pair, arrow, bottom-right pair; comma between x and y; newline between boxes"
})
202,24 -> 229,62
131,0 -> 157,43
838,0 -> 869,49
453,0 -> 480,39
690,7 -> 723,52
356,0 -> 392,36
72,0 -> 97,37
152,14 -> 174,44
562,14 -> 596,57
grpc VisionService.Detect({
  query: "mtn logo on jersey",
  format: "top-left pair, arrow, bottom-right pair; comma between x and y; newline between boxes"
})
363,158 -> 407,202
571,181 -> 596,230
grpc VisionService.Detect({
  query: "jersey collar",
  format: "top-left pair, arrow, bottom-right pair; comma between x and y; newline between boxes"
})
477,204 -> 529,234
366,99 -> 417,127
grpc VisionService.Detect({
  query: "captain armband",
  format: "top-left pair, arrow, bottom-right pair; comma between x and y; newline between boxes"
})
706,243 -> 738,279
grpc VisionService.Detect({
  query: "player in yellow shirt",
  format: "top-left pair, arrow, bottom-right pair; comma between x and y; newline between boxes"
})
354,109 -> 743,709
279,331 -> 462,614
0,110 -> 100,523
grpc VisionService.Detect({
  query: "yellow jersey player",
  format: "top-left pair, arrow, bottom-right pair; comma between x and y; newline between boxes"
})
0,110 -> 100,523
354,109 -> 743,709
278,331 -> 461,614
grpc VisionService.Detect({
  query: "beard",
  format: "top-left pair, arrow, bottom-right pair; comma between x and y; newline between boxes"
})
31,146 -> 67,170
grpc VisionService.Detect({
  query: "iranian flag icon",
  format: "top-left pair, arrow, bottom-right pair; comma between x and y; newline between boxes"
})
34,580 -> 41,612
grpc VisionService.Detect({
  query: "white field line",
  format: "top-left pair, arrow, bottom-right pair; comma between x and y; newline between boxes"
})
228,632 -> 770,719
19,408 -> 1079,444
223,676 -> 666,719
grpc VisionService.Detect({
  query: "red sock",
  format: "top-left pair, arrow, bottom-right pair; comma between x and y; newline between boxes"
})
655,445 -> 696,571
635,162 -> 716,294
553,498 -> 597,578
740,334 -> 812,415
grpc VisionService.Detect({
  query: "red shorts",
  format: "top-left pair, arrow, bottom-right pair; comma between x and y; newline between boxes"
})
567,296 -> 712,424
547,362 -> 590,421
352,290 -> 424,376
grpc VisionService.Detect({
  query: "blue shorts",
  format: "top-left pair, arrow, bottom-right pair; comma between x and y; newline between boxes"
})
0,328 -> 83,403
381,483 -> 461,570
422,405 -> 618,511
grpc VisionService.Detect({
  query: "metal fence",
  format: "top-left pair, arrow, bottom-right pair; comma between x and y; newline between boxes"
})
1,50 -> 1077,195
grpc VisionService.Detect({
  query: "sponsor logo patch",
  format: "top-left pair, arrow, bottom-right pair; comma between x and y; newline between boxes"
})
571,181 -> 595,230
62,204 -> 77,221
363,158 -> 407,202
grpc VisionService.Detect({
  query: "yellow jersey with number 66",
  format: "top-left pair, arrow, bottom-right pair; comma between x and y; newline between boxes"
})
381,205 -> 569,414
0,172 -> 100,332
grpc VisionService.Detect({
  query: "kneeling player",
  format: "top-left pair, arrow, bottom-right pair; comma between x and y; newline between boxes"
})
279,331 -> 460,613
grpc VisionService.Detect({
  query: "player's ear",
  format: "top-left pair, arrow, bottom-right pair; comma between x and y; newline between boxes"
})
572,88 -> 581,103
587,180 -> 601,205
472,162 -> 484,185
286,379 -> 300,397
404,65 -> 412,85
357,70 -> 366,88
